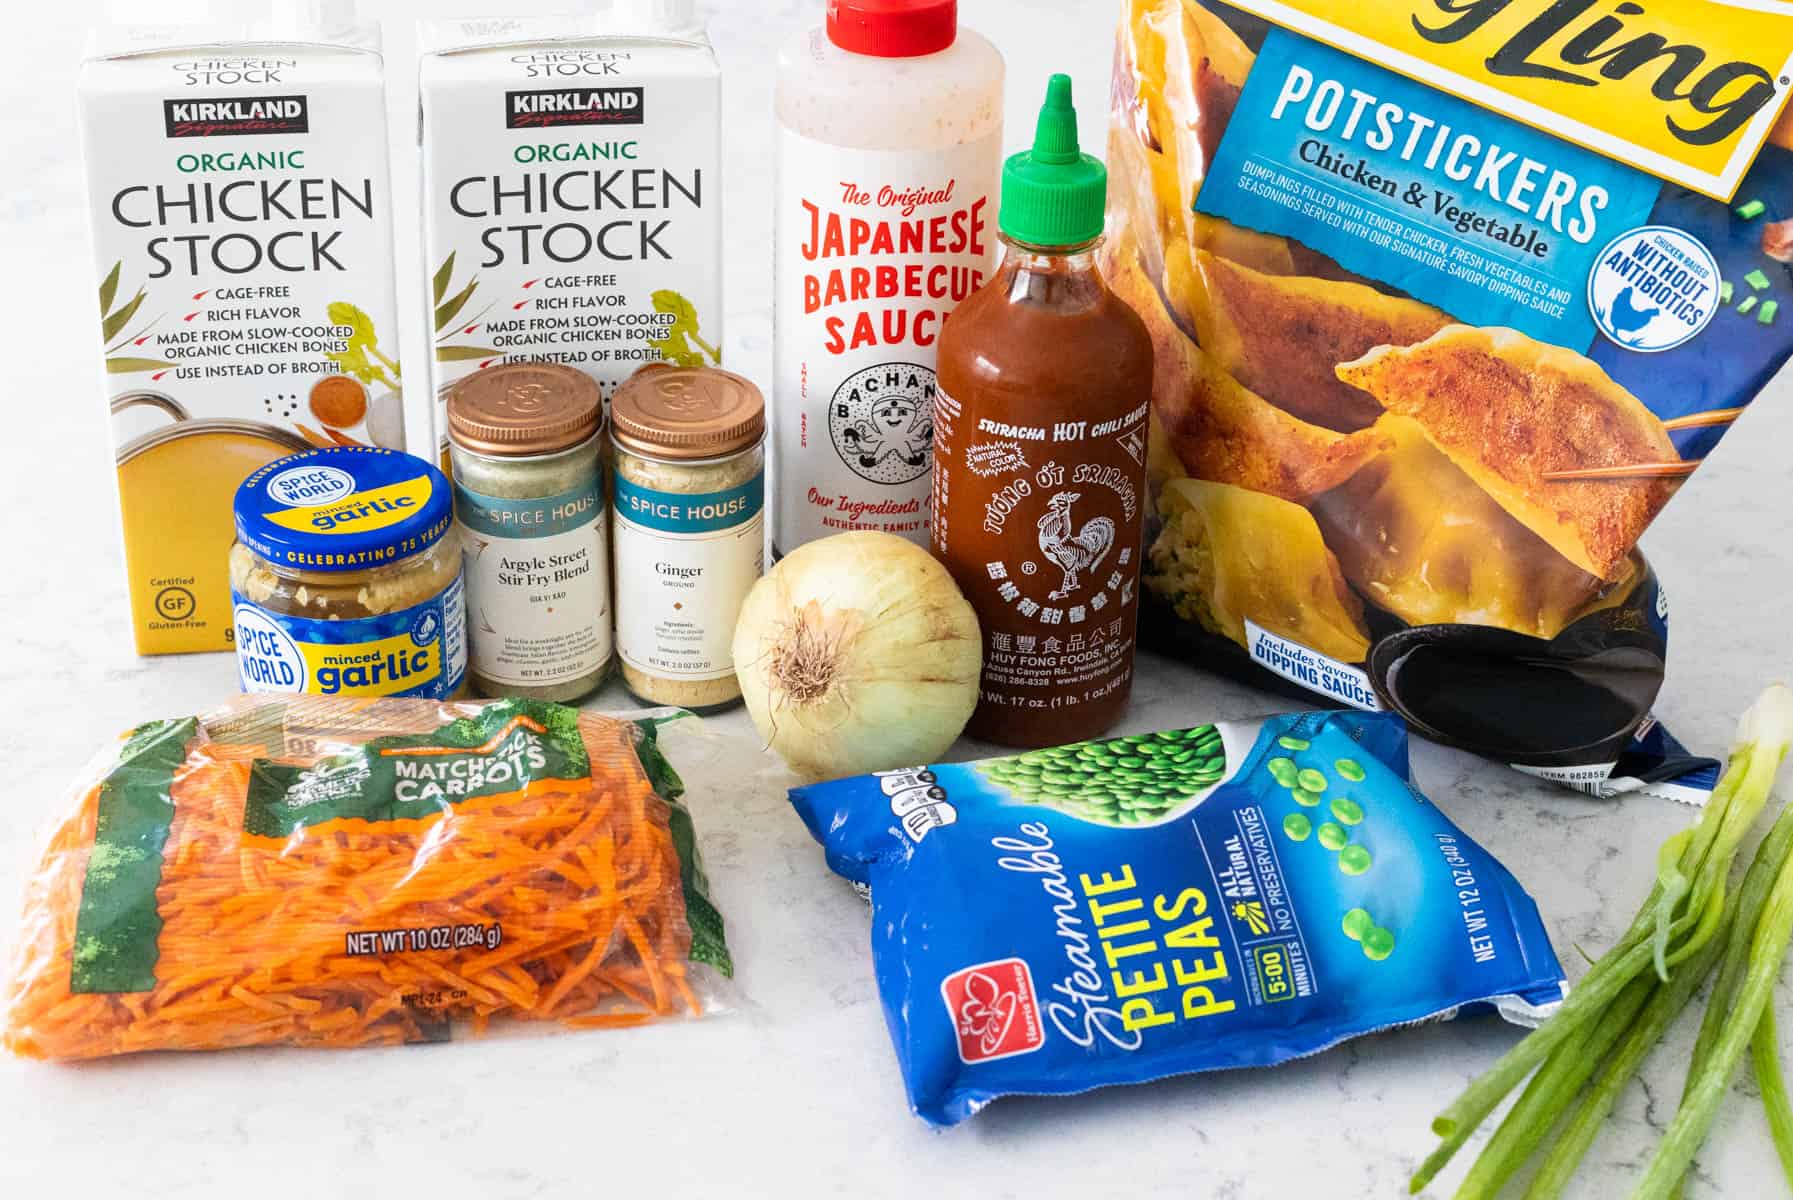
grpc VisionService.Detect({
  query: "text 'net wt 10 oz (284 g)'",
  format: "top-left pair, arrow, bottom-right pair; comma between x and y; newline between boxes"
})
3,696 -> 731,1059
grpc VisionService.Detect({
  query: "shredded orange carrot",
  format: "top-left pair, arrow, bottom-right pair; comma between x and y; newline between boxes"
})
2,699 -> 708,1060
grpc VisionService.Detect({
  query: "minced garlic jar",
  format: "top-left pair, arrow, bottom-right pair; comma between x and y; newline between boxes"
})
611,364 -> 766,712
230,446 -> 468,698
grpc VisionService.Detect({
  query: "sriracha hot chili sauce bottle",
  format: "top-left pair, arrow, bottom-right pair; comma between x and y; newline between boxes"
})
772,0 -> 1003,556
933,76 -> 1154,746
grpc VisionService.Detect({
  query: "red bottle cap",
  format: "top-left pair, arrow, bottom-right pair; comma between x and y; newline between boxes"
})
826,0 -> 957,58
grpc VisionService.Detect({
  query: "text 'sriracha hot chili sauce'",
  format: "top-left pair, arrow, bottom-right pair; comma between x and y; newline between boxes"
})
772,0 -> 1003,555
933,76 -> 1154,746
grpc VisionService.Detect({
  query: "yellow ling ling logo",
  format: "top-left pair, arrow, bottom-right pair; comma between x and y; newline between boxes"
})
264,476 -> 434,537
1228,0 -> 1793,200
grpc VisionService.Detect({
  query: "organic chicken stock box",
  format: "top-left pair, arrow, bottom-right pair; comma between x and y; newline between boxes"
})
80,22 -> 407,655
418,11 -> 723,453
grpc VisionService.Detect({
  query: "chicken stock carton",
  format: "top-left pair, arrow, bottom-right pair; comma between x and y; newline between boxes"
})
80,19 -> 407,656
418,3 -> 724,459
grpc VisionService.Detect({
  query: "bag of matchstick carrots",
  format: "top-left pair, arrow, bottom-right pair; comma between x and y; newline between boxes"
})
3,696 -> 732,1059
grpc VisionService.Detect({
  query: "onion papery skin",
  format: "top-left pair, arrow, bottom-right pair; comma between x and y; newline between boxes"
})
732,532 -> 982,780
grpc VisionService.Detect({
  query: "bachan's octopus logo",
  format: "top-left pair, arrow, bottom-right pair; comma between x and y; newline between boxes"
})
829,361 -> 935,486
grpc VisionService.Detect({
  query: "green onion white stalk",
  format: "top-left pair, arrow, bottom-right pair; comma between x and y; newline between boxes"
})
1410,684 -> 1793,1198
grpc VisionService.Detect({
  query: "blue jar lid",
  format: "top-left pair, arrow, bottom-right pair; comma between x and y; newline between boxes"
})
233,446 -> 453,573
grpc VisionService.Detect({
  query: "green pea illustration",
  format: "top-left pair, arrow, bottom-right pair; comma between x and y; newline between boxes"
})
1341,908 -> 1373,941
1267,757 -> 1300,788
1317,822 -> 1348,851
1277,735 -> 1310,751
1297,768 -> 1328,793
1292,788 -> 1323,808
1335,758 -> 1366,782
1330,797 -> 1364,826
1339,845 -> 1373,875
1361,927 -> 1395,961
1283,812 -> 1312,842
977,725 -> 1228,827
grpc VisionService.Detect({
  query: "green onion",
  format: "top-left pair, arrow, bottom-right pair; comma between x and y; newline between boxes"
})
1646,704 -> 1792,981
1691,810 -> 1793,1075
1524,910 -> 1732,1198
1410,917 -> 1676,1192
1753,1009 -> 1793,1183
1411,685 -> 1793,1198
1761,300 -> 1779,326
1720,280 -> 1735,305
1637,815 -> 1793,1197
1739,295 -> 1759,315
1738,198 -> 1767,220
1534,796 -> 1793,1198
1670,802 -> 1793,1200
1746,268 -> 1772,291
1449,976 -> 1653,1198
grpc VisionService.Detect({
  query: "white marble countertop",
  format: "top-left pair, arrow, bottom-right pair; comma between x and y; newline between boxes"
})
1,1 -> 1790,1196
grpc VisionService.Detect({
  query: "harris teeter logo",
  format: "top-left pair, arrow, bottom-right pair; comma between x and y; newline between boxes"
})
505,87 -> 644,129
163,96 -> 309,138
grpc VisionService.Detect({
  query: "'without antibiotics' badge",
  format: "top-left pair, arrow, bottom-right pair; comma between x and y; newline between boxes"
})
1588,225 -> 1721,353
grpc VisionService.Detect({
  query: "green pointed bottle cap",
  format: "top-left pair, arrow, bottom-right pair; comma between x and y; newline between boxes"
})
999,74 -> 1106,247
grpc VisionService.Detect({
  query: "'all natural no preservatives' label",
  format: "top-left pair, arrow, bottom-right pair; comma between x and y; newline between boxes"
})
772,129 -> 1000,553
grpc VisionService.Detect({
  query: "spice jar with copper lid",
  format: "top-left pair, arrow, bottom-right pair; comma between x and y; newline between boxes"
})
611,363 -> 766,711
447,362 -> 613,701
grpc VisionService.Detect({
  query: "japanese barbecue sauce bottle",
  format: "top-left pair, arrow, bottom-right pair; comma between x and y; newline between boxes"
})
772,0 -> 1003,557
932,76 -> 1153,746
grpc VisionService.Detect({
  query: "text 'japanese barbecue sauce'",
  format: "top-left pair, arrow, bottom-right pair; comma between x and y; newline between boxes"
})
772,0 -> 1003,556
932,75 -> 1153,746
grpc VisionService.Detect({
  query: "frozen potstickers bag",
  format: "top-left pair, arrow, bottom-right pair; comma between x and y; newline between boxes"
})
1108,0 -> 1793,799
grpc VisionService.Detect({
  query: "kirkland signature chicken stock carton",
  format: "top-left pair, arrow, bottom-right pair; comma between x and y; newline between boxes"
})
79,18 -> 407,656
419,2 -> 723,454
1108,0 -> 1793,799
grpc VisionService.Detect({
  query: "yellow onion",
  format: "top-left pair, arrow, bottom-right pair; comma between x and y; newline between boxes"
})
731,531 -> 981,780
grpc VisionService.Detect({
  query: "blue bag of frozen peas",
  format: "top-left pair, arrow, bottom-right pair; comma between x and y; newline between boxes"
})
789,711 -> 1565,1125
